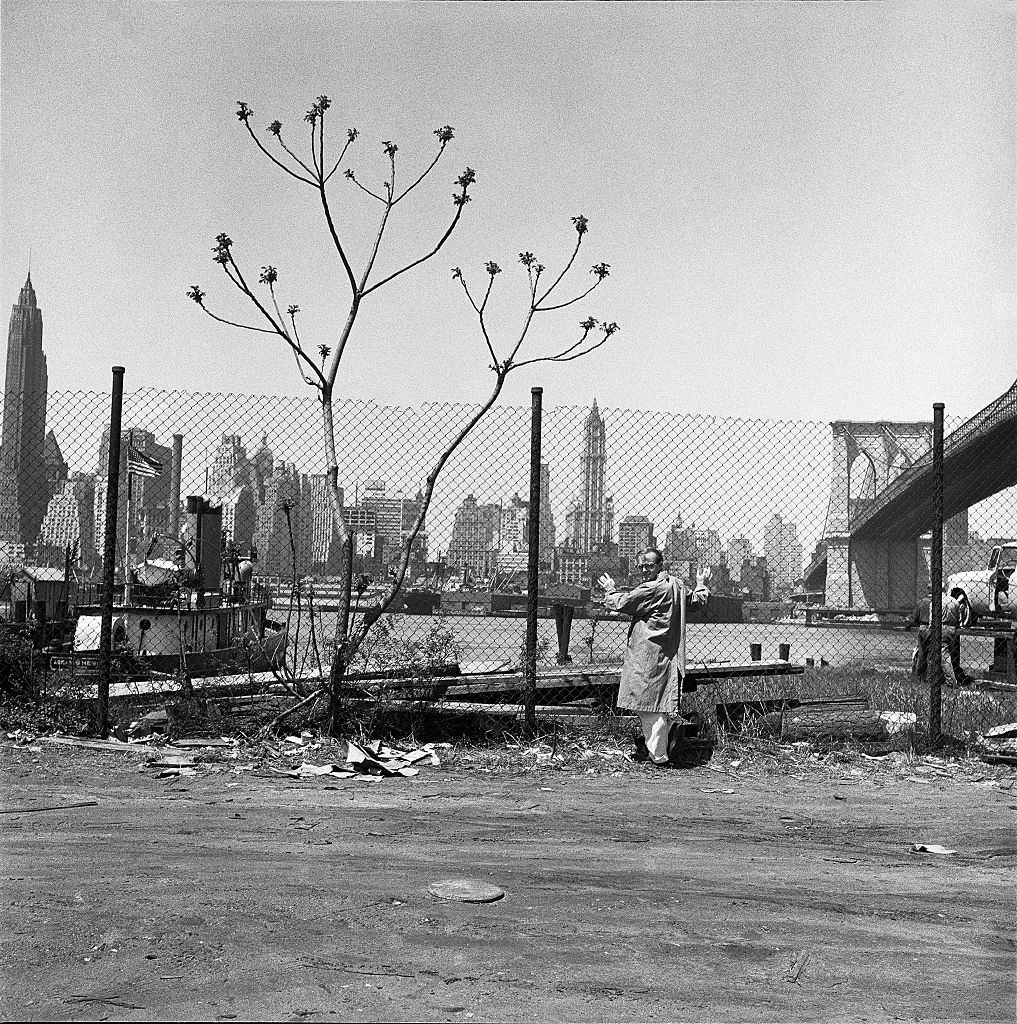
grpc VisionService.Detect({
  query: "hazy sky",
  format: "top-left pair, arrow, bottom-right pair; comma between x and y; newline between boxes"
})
2,1 -> 1015,423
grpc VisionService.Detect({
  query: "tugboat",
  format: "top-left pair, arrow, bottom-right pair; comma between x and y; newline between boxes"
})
72,499 -> 286,678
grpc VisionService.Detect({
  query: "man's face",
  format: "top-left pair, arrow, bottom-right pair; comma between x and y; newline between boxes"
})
638,556 -> 663,581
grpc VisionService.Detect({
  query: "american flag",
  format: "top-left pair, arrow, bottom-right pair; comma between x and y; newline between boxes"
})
127,447 -> 163,478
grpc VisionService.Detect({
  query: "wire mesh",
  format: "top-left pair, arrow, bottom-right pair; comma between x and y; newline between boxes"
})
1,382 -> 1015,746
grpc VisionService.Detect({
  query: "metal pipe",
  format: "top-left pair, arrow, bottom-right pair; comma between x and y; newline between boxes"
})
96,366 -> 125,737
929,402 -> 945,745
525,387 -> 543,733
170,434 -> 183,536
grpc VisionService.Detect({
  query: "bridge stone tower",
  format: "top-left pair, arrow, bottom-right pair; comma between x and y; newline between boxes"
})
824,421 -> 934,610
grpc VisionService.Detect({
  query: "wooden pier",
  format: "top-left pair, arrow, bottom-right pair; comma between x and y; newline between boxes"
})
337,659 -> 804,706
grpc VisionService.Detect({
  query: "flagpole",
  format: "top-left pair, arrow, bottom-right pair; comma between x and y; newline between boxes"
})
125,472 -> 133,605
124,430 -> 133,606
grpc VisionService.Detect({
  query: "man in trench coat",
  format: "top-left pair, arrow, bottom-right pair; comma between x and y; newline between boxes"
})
599,548 -> 709,765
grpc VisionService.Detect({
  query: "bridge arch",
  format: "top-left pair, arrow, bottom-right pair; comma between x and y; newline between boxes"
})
888,448 -> 913,482
826,421 -> 932,535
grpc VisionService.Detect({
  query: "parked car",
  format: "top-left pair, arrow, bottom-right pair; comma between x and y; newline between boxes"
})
946,542 -> 1016,626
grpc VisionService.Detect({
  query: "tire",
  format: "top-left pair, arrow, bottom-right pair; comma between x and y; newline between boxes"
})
958,592 -> 977,628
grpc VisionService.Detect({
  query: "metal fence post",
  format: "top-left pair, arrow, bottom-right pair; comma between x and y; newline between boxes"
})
96,366 -> 125,737
524,387 -> 543,733
928,401 -> 945,746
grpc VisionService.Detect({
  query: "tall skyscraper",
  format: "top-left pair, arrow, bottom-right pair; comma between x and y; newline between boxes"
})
763,513 -> 803,598
207,434 -> 257,552
305,473 -> 345,573
38,473 -> 96,566
568,400 -> 612,552
662,516 -> 696,563
252,460 -> 304,575
618,515 -> 656,566
693,528 -> 723,569
537,462 -> 555,563
725,536 -> 753,583
448,494 -> 501,579
0,274 -> 49,546
94,426 -> 173,565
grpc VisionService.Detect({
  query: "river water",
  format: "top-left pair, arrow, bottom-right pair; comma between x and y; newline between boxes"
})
299,611 -> 1001,672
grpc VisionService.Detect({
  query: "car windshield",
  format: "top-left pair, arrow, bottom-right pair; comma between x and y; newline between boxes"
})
1000,546 -> 1017,569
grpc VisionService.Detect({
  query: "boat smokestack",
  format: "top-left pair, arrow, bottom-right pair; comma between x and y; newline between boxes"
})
170,434 -> 183,536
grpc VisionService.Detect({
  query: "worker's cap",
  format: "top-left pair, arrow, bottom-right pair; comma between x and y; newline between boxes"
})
949,586 -> 965,598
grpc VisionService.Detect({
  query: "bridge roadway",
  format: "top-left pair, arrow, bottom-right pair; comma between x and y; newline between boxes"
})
850,378 -> 1017,541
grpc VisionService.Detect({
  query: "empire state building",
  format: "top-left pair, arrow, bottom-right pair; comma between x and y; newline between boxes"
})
0,274 -> 49,546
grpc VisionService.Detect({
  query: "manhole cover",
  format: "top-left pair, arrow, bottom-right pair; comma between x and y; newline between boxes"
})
428,878 -> 505,903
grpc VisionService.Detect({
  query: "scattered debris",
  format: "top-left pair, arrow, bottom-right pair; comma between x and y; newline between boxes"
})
170,737 -> 236,749
148,755 -> 199,769
980,753 -> 1017,766
0,800 -> 99,814
698,788 -> 735,795
878,711 -> 917,735
344,740 -> 439,778
40,736 -> 160,753
912,844 -> 957,856
786,949 -> 810,983
127,707 -> 169,739
428,878 -> 505,903
272,762 -> 355,779
974,722 -> 1017,765
63,996 -> 146,1010
984,722 -> 1017,741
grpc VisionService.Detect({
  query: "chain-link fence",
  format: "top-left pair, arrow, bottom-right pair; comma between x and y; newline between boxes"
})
2,380 -> 1015,746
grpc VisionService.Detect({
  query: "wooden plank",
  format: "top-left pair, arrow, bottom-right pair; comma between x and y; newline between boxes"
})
336,660 -> 805,705
687,660 -> 806,680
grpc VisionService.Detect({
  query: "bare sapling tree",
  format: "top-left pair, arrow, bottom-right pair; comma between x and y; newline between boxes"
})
188,95 -> 619,732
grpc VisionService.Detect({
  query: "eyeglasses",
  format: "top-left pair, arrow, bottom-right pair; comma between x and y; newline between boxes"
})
639,563 -> 660,572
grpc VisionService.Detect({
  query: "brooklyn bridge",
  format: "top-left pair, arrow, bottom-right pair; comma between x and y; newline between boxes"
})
805,378 -> 1017,611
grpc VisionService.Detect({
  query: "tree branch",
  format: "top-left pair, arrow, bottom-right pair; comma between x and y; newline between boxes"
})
535,277 -> 603,312
536,230 -> 583,305
361,200 -> 466,297
324,130 -> 359,184
318,186 -> 360,297
505,306 -> 538,366
192,303 -> 279,335
514,325 -> 619,369
238,110 -> 316,186
453,270 -> 499,367
345,172 -> 386,203
359,369 -> 510,638
393,138 -> 449,205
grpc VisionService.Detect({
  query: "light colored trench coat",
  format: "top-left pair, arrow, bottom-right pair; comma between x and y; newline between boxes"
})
603,574 -> 708,714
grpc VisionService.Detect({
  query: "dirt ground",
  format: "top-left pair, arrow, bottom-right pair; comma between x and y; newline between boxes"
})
1,738 -> 1015,1023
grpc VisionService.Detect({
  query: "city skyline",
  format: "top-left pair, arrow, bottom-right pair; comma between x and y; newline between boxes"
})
5,371 -> 1010,587
1,277 -> 1009,594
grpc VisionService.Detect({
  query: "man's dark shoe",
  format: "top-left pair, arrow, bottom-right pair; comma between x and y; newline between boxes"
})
632,735 -> 650,763
666,722 -> 685,763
